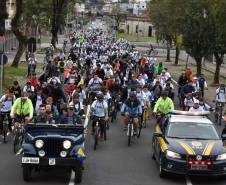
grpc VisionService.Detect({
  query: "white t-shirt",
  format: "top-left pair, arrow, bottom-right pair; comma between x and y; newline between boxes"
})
35,95 -> 43,113
0,95 -> 16,112
216,88 -> 226,103
91,100 -> 108,117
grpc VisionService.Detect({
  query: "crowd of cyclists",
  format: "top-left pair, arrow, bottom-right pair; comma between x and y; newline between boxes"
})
1,24 -> 226,145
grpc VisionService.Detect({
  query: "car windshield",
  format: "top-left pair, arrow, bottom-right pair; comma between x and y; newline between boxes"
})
166,122 -> 220,140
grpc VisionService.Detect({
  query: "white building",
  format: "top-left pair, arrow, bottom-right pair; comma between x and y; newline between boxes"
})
120,15 -> 155,37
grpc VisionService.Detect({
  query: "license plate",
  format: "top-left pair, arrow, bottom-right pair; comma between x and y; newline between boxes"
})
22,157 -> 39,164
49,158 -> 56,165
191,165 -> 207,170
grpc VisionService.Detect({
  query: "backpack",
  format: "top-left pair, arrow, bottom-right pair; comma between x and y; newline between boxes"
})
198,77 -> 205,89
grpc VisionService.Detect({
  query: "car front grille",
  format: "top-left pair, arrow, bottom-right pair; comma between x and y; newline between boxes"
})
43,138 -> 63,157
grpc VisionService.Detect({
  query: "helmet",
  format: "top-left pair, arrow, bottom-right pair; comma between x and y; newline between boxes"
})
96,92 -> 104,100
129,92 -> 136,98
161,91 -> 168,97
73,92 -> 79,98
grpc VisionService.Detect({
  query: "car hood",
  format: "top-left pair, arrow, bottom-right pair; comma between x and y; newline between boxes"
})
166,138 -> 226,156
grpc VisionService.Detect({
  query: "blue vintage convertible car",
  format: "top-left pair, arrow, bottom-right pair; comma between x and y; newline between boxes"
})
21,123 -> 86,183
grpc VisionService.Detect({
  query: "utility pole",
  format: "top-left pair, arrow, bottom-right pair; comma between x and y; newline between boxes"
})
0,0 -> 6,97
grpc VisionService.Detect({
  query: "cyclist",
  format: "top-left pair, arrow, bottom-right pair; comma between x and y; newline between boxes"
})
69,93 -> 85,117
121,92 -> 142,134
0,88 -> 16,132
91,92 -> 108,138
153,91 -> 174,124
216,84 -> 226,106
10,92 -> 34,125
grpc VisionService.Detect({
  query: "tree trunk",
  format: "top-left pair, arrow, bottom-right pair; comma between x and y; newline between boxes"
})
213,53 -> 224,85
195,57 -> 202,76
11,41 -> 27,67
51,0 -> 66,48
175,45 -> 180,65
166,41 -> 171,62
11,0 -> 28,67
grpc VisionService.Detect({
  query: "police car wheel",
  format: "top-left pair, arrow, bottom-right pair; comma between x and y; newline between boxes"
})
23,165 -> 32,181
151,142 -> 156,160
159,156 -> 167,178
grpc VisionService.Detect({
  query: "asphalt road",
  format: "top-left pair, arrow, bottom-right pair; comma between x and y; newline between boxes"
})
1,109 -> 226,185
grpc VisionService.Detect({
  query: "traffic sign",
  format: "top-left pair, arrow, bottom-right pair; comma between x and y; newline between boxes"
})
28,37 -> 36,53
0,53 -> 7,65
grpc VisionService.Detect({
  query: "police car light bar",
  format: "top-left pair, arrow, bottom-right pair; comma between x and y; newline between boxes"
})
168,110 -> 210,116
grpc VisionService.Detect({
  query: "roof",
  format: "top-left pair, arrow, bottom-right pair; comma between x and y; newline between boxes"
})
169,115 -> 213,124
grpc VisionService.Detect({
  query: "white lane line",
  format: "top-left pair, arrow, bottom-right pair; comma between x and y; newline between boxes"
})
68,170 -> 75,185
185,175 -> 193,185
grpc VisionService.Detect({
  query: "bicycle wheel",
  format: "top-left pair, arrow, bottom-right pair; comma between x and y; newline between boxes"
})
137,122 -> 142,139
128,124 -> 132,146
143,110 -> 147,128
93,126 -> 99,150
103,121 -> 107,141
2,121 -> 7,143
13,130 -> 22,154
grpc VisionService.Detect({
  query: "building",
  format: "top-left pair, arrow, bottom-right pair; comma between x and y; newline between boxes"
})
6,0 -> 16,30
120,0 -> 151,15
120,15 -> 155,37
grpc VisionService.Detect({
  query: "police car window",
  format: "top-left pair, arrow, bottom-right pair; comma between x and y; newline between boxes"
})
166,122 -> 220,140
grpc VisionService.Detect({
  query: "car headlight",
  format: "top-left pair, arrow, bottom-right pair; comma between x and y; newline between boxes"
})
216,153 -> 226,161
63,140 -> 71,149
166,150 -> 182,159
35,139 -> 44,148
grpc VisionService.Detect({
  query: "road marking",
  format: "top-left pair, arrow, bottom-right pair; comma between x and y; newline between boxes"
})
185,176 -> 193,185
68,170 -> 75,185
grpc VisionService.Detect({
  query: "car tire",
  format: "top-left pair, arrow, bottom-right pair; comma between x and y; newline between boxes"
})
159,155 -> 167,178
23,165 -> 32,181
151,142 -> 156,160
74,167 -> 83,184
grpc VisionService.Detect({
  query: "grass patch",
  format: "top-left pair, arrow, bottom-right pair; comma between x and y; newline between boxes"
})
116,32 -> 156,42
36,47 -> 62,55
3,63 -> 43,91
3,64 -> 27,90
41,35 -> 51,43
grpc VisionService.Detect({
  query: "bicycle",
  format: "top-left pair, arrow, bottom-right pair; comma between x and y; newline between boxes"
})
13,118 -> 26,154
214,102 -> 224,126
142,106 -> 148,128
127,115 -> 142,146
93,117 -> 106,150
0,112 -> 9,143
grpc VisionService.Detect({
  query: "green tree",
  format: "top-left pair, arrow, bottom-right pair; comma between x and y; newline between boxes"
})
209,0 -> 226,84
182,0 -> 215,75
111,3 -> 127,31
11,0 -> 52,67
148,0 -> 185,64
